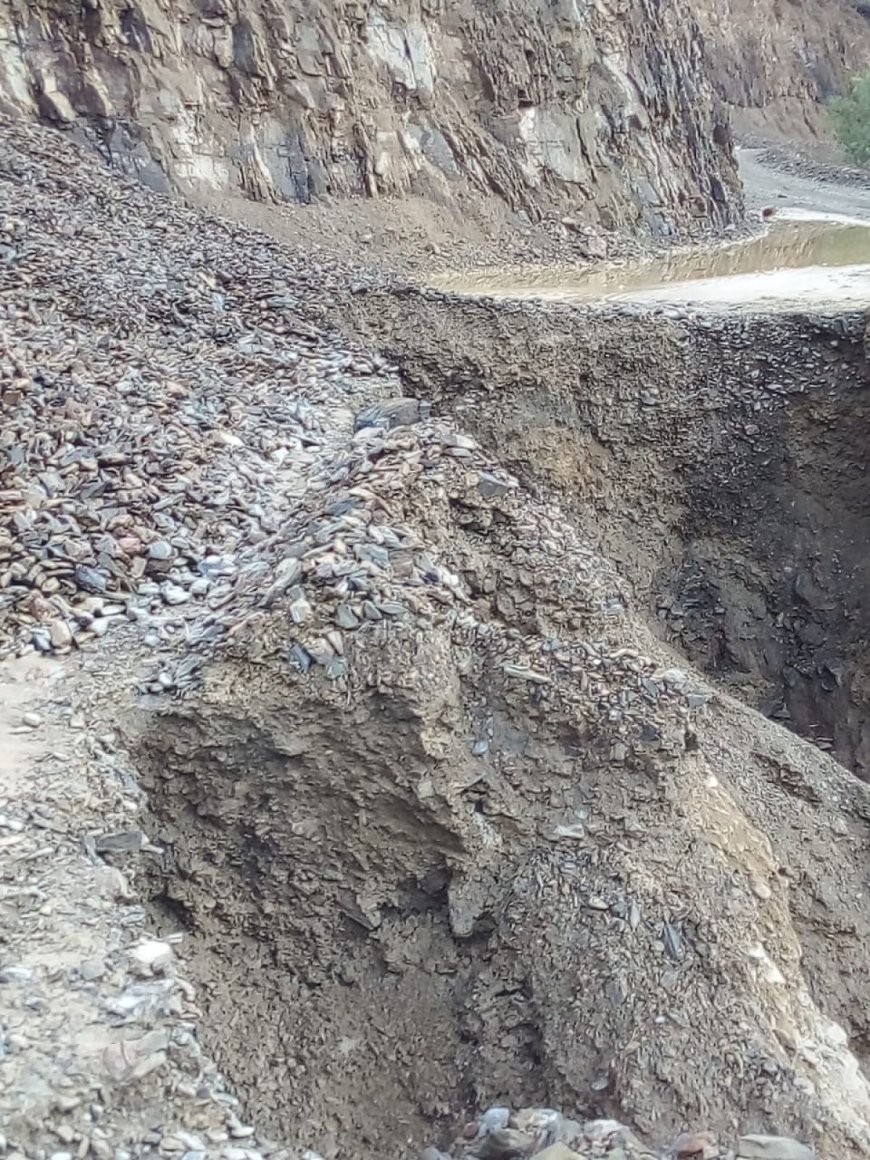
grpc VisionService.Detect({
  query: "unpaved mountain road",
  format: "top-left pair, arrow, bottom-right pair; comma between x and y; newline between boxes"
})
428,149 -> 870,312
739,147 -> 870,220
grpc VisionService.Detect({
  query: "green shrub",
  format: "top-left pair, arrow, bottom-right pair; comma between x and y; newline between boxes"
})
830,73 -> 870,165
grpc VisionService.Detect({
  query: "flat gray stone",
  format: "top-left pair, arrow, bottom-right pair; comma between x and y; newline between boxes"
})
737,1136 -> 816,1160
354,397 -> 428,431
477,472 -> 510,499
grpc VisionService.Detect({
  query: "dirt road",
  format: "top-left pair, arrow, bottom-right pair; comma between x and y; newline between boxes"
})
738,147 -> 870,220
429,152 -> 870,312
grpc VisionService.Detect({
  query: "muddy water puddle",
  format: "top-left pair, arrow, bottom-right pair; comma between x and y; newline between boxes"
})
433,213 -> 870,311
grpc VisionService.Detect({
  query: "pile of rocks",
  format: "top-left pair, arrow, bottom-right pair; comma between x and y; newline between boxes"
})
155,401 -> 709,793
420,1109 -> 816,1160
0,118 -> 708,749
0,117 -> 394,660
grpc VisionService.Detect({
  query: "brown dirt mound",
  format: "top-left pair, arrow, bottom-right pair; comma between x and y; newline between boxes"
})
135,414 -> 870,1158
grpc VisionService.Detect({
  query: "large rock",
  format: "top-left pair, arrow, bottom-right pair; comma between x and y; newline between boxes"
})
737,1137 -> 817,1160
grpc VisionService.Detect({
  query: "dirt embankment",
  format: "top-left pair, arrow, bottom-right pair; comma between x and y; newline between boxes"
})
341,293 -> 870,778
134,295 -> 870,1160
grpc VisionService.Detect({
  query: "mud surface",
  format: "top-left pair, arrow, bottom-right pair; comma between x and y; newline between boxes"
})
426,149 -> 870,312
432,213 -> 870,310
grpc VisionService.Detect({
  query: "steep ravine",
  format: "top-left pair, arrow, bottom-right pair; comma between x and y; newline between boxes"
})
340,294 -> 870,780
0,0 -> 740,232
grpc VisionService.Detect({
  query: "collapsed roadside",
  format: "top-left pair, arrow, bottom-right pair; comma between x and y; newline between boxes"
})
2,120 -> 870,1160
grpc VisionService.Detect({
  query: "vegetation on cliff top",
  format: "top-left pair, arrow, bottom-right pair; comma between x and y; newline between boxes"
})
830,72 -> 870,164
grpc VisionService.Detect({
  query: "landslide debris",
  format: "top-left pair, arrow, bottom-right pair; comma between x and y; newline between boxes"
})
136,376 -> 870,1160
342,289 -> 870,777
0,118 -> 395,659
2,120 -> 870,1160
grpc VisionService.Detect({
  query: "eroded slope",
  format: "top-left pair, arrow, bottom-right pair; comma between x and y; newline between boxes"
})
345,294 -> 870,777
694,0 -> 870,142
137,403 -> 870,1158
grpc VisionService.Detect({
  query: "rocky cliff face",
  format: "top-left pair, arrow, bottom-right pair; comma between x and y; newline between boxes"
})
695,0 -> 870,140
0,0 -> 740,232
